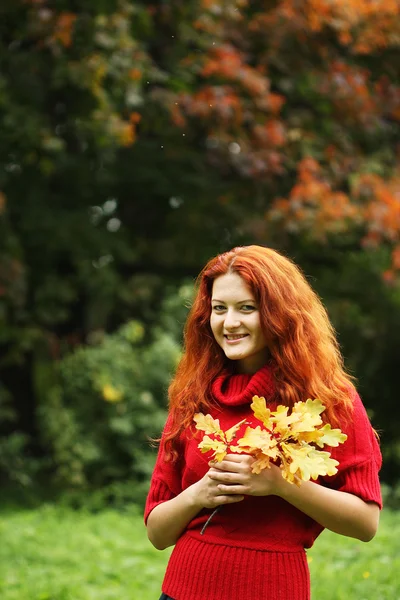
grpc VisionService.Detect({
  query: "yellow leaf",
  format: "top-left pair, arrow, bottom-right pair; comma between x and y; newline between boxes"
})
295,430 -> 324,444
280,460 -> 301,485
194,413 -> 223,436
293,398 -> 325,418
225,418 -> 247,443
198,435 -> 228,462
251,452 -> 276,474
250,395 -> 272,426
282,399 -> 325,442
282,443 -> 339,481
237,426 -> 276,454
315,424 -> 348,448
194,398 -> 347,485
271,405 -> 299,435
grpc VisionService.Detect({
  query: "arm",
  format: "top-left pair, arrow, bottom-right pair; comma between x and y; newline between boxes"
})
279,476 -> 379,542
146,470 -> 244,550
208,454 -> 380,542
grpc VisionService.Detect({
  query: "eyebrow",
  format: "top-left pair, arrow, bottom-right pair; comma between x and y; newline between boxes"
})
211,298 -> 255,304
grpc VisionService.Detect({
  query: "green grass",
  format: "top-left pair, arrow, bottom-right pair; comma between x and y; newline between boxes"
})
308,509 -> 399,600
0,503 -> 397,599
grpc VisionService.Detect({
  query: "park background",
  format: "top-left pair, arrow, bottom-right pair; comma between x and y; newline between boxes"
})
0,0 -> 400,598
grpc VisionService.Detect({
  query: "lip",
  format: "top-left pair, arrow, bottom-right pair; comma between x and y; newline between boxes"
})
224,334 -> 248,344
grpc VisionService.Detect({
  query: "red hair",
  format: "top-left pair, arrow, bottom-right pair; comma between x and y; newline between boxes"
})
164,245 -> 355,460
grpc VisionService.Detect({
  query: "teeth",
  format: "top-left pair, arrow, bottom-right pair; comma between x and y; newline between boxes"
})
226,335 -> 246,340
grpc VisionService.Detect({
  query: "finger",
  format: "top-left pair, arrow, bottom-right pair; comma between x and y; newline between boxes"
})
217,494 -> 244,505
209,472 -> 247,489
210,460 -> 241,472
225,453 -> 253,462
217,484 -> 246,495
209,455 -> 244,468
211,458 -> 252,473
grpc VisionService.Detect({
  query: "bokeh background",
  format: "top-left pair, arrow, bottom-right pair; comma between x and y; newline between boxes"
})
1,1 -> 400,598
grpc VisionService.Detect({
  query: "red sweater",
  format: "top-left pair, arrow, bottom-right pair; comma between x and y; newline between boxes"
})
144,365 -> 382,600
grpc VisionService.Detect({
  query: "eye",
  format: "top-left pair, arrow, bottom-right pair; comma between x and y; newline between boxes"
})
212,304 -> 226,312
241,304 -> 256,312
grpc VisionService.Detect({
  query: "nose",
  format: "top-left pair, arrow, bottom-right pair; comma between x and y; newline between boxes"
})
224,309 -> 241,330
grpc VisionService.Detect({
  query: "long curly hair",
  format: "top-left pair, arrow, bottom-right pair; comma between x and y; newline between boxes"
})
164,245 -> 355,460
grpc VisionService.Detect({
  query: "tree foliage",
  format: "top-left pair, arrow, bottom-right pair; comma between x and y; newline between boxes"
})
1,0 -> 400,488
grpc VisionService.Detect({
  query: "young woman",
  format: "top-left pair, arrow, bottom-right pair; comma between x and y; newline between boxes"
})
145,245 -> 382,600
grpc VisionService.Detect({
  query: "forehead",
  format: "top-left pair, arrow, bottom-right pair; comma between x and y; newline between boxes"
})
211,272 -> 254,299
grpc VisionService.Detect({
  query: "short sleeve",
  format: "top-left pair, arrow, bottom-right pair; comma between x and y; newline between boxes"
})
144,415 -> 184,523
322,391 -> 382,509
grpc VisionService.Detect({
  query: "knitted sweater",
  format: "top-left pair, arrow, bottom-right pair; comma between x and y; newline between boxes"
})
144,364 -> 382,600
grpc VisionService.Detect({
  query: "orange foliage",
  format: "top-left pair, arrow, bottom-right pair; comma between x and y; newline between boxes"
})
202,45 -> 269,97
120,124 -> 136,146
170,103 -> 187,128
271,158 -> 360,236
317,61 -> 379,126
375,76 -> 400,122
248,0 -> 400,55
354,174 -> 400,245
178,86 -> 244,125
392,246 -> 400,270
268,93 -> 286,115
129,112 -> 142,124
159,1 -> 399,274
108,116 -> 137,147
271,159 -> 400,273
253,120 -> 286,148
128,68 -> 143,81
0,191 -> 6,215
51,12 -> 77,48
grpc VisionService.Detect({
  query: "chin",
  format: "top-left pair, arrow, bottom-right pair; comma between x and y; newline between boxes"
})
225,351 -> 246,362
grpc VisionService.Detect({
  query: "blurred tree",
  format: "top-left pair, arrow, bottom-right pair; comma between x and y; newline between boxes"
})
0,0 -> 399,486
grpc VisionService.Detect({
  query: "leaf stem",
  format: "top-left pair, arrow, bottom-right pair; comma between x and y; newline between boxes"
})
200,506 -> 221,535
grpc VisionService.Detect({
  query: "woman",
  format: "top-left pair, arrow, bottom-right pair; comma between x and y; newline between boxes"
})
145,245 -> 382,600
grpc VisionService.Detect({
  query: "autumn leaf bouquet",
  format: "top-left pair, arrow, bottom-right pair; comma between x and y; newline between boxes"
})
194,395 -> 347,486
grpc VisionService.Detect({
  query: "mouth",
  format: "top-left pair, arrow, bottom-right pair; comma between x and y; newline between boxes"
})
224,334 -> 248,341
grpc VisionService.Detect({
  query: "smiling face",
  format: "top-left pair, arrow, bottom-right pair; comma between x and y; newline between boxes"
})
210,271 -> 269,374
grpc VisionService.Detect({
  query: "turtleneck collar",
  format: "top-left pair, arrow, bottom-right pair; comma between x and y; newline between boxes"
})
211,362 -> 276,407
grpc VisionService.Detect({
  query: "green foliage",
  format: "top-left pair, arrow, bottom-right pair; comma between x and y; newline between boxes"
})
309,510 -> 400,599
293,242 -> 400,482
37,318 -> 181,501
0,503 -> 398,599
0,382 -> 39,487
0,0 -> 399,493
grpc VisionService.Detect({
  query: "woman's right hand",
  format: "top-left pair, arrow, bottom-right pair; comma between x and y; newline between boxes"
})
189,468 -> 245,510
147,464 -> 244,551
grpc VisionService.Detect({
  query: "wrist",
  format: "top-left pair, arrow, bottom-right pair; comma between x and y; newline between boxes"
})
264,464 -> 292,499
278,477 -> 311,502
183,481 -> 204,511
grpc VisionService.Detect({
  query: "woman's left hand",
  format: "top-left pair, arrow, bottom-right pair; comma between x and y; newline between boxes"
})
207,453 -> 285,497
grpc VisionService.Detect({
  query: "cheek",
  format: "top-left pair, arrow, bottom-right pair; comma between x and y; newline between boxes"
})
252,320 -> 266,344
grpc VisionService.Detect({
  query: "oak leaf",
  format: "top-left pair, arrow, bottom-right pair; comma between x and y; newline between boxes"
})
194,396 -> 346,486
194,413 -> 223,436
250,395 -> 271,425
315,423 -> 348,448
225,419 -> 247,442
198,435 -> 229,462
235,425 -> 278,457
